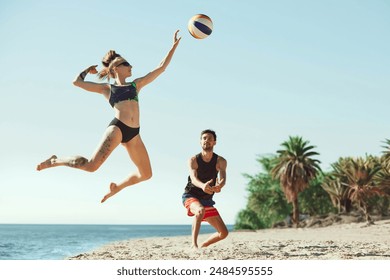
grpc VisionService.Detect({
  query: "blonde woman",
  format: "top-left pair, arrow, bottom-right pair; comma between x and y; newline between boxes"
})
37,30 -> 181,203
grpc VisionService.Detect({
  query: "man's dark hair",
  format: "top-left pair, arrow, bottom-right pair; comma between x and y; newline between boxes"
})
200,129 -> 217,141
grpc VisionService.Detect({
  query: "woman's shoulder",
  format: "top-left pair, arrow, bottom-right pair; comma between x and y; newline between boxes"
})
131,79 -> 140,87
128,80 -> 139,92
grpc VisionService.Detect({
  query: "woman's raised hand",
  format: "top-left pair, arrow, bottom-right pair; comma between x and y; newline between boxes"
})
173,30 -> 181,46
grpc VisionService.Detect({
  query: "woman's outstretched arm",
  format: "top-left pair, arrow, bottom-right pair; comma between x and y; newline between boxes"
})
134,30 -> 181,91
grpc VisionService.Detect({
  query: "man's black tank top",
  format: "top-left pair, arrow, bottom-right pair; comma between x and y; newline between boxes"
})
185,153 -> 218,200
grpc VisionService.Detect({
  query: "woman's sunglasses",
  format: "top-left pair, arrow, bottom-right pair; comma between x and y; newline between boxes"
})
117,61 -> 131,67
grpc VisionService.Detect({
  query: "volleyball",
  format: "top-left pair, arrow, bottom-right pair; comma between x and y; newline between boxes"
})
187,14 -> 213,39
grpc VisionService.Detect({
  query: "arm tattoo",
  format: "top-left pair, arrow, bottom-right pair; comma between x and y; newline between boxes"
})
79,70 -> 88,80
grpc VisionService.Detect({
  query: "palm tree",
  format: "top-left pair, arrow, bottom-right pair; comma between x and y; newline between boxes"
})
381,139 -> 390,169
271,136 -> 321,226
335,156 -> 383,224
379,139 -> 390,193
323,157 -> 354,214
375,168 -> 390,196
322,175 -> 349,213
372,142 -> 390,211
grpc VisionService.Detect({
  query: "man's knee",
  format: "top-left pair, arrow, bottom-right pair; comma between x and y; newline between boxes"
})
143,169 -> 153,181
219,228 -> 229,240
195,207 -> 205,219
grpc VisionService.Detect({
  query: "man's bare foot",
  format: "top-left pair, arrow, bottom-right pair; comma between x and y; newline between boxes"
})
101,182 -> 119,203
36,155 -> 57,171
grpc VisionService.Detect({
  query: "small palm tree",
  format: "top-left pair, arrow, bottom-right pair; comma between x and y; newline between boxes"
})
374,168 -> 390,197
381,139 -> 390,169
322,175 -> 349,213
336,156 -> 383,224
271,136 -> 321,226
374,142 -> 390,198
323,157 -> 354,214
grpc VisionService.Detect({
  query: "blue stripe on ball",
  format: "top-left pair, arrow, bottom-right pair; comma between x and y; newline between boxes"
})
194,22 -> 212,35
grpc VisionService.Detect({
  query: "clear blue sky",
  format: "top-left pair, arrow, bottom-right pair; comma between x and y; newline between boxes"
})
0,0 -> 389,224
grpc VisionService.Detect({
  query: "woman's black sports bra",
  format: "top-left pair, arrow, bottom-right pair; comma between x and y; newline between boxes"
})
109,82 -> 138,107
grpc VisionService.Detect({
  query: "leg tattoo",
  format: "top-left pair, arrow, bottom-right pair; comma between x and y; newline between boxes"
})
99,136 -> 113,162
68,156 -> 88,168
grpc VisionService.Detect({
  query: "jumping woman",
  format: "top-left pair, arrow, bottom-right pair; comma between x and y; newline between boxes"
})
37,30 -> 181,203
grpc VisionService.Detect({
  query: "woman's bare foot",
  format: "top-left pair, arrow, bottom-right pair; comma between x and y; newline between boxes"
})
101,182 -> 120,203
36,155 -> 57,171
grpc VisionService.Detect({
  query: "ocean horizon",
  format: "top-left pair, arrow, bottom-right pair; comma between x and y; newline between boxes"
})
0,224 -> 234,260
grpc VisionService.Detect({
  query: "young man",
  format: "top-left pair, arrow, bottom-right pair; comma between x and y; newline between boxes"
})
182,129 -> 228,248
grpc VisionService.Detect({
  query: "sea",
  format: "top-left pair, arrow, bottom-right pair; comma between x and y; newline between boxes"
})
0,224 -> 233,260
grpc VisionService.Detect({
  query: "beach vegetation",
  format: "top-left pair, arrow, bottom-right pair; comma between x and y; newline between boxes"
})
322,158 -> 354,214
331,156 -> 382,224
235,156 -> 290,229
299,173 -> 335,216
380,139 -> 390,170
235,154 -> 333,230
324,155 -> 390,224
236,137 -> 390,230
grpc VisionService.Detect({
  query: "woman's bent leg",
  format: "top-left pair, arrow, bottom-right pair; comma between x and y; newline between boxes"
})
101,134 -> 152,203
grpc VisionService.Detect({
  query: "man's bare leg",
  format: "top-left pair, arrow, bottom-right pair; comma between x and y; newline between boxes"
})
201,215 -> 228,248
188,201 -> 205,249
191,216 -> 202,249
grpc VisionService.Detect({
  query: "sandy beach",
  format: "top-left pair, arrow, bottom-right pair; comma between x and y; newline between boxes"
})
69,217 -> 390,260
